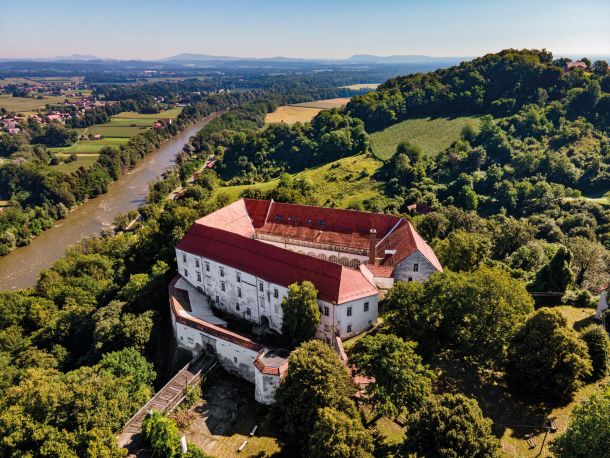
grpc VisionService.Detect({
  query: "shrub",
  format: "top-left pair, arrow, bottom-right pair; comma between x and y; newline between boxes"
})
580,324 -> 610,380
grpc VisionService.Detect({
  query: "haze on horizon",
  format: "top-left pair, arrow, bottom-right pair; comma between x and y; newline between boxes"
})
0,0 -> 609,60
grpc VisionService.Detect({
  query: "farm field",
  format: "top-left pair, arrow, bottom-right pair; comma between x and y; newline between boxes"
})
215,153 -> 386,208
0,94 -> 77,113
47,107 -> 182,171
291,97 -> 351,109
369,115 -> 482,159
264,106 -> 322,124
341,83 -> 380,90
265,98 -> 351,124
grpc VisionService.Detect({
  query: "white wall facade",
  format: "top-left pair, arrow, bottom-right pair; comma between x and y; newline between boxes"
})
176,248 -> 379,339
394,250 -> 438,283
173,320 -> 279,405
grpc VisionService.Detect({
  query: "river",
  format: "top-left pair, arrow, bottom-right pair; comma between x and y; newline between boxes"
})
0,114 -> 215,291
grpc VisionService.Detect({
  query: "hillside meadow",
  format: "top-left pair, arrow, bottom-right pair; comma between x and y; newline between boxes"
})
0,94 -> 79,113
369,115 -> 481,159
264,98 -> 351,124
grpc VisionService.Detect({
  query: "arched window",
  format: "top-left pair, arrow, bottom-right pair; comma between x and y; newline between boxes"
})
329,255 -> 339,264
350,259 -> 361,268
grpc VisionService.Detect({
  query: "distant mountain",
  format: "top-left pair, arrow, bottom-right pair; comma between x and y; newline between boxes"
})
347,54 -> 467,64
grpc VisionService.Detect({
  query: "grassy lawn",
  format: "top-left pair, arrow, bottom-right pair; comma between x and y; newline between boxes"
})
563,190 -> 610,207
369,116 -> 482,160
49,137 -> 129,154
214,153 -> 386,208
0,94 -> 76,113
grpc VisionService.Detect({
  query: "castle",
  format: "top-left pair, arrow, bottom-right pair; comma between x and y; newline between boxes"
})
169,199 -> 442,403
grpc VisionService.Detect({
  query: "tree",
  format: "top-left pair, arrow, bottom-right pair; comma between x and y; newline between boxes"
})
99,347 -> 156,388
530,246 -> 574,292
435,229 -> 491,272
350,334 -> 433,420
281,281 -> 320,347
566,237 -> 610,290
506,308 -> 592,400
579,324 -> 610,380
404,394 -> 499,458
385,267 -> 534,368
550,384 -> 610,458
307,407 -> 374,458
269,340 -> 358,453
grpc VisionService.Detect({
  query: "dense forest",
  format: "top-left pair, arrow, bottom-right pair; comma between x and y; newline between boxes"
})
0,49 -> 608,456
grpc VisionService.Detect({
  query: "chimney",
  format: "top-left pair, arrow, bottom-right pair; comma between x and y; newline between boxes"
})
368,229 -> 377,265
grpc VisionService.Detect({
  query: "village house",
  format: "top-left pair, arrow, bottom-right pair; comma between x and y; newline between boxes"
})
170,199 -> 442,403
563,61 -> 589,72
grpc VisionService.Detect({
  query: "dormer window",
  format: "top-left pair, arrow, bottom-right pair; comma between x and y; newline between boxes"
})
318,220 -> 325,225
275,215 -> 283,222
307,219 -> 312,224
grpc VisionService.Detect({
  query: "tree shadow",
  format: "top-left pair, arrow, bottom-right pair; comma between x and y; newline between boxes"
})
430,355 -> 567,441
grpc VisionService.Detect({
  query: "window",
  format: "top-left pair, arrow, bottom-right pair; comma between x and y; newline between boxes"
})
233,357 -> 237,363
347,325 -> 352,333
318,219 -> 325,225
275,215 -> 283,221
196,271 -> 201,282
307,218 -> 312,225
347,307 -> 352,317
259,282 -> 264,292
364,302 -> 369,312
195,259 -> 200,268
236,303 -> 240,311
246,308 -> 251,316
267,291 -> 271,302
184,269 -> 189,277
274,304 -> 279,314
236,272 -> 241,283
237,288 -> 242,298
215,295 -> 219,304
413,263 -> 419,272
182,253 -> 186,263
221,282 -> 226,292
205,262 -> 210,272
408,277 -> 413,282
274,289 -> 279,298
324,306 -> 329,317
220,267 -> 224,277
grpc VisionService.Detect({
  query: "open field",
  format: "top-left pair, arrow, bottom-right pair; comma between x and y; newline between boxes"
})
0,94 -> 76,113
50,154 -> 100,173
112,107 -> 182,119
86,125 -> 147,137
291,97 -> 351,109
265,98 -> 351,124
215,153 -> 386,208
264,106 -> 322,124
369,116 -> 482,159
341,83 -> 380,90
49,137 -> 129,154
564,190 -> 610,207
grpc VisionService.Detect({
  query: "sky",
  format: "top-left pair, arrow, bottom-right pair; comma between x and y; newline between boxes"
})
0,0 -> 609,60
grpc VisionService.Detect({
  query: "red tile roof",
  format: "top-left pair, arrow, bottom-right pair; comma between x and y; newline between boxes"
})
178,199 -> 441,297
177,223 -> 378,304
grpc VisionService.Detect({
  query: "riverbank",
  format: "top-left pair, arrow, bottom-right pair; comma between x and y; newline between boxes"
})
0,114 -> 218,290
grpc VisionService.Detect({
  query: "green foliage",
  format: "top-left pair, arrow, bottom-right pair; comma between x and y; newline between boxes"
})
350,334 -> 433,418
434,229 -> 491,272
579,324 -> 610,380
384,267 -> 534,368
403,394 -> 499,458
281,281 -> 321,348
99,347 -> 156,387
530,246 -> 574,292
269,340 -> 358,454
550,384 -> 610,458
506,308 -> 592,400
307,407 -> 374,458
142,411 -> 210,458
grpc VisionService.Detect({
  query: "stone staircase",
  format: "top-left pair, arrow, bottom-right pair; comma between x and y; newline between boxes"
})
117,353 -> 216,455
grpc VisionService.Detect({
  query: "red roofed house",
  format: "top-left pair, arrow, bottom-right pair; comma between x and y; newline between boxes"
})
563,61 -> 589,72
171,199 -> 442,403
